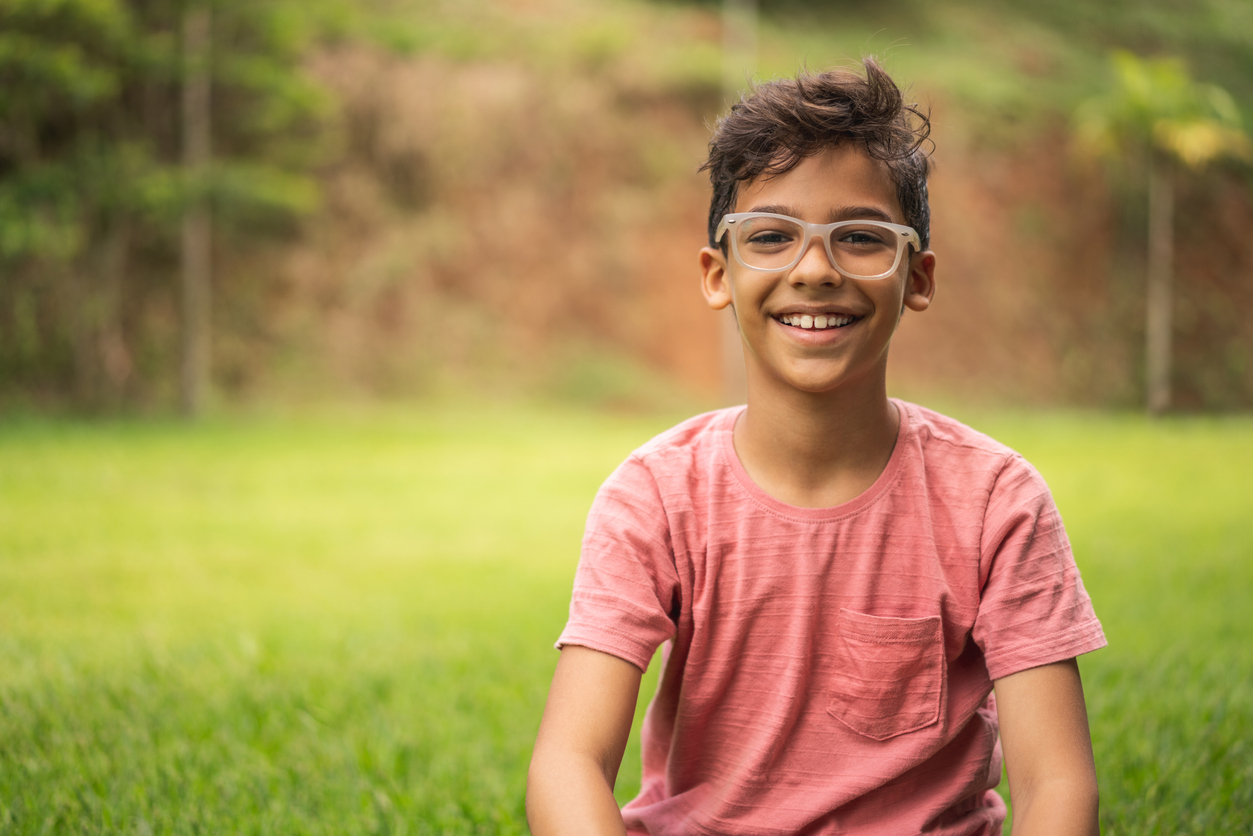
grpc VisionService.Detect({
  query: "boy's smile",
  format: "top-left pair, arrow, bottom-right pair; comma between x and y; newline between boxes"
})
700,144 -> 936,397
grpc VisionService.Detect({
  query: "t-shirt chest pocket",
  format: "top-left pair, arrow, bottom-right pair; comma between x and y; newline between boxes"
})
827,608 -> 944,741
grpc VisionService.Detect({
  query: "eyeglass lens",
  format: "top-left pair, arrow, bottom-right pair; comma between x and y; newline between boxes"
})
732,216 -> 902,277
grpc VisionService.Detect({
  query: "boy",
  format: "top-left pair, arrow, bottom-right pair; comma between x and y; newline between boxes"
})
527,59 -> 1105,836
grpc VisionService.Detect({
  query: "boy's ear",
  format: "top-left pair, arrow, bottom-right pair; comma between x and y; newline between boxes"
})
700,246 -> 734,311
903,250 -> 937,313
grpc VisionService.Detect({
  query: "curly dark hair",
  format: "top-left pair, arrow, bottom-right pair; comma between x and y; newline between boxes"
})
701,58 -> 933,251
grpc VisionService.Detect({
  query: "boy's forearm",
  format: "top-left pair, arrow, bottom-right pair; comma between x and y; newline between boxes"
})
526,751 -> 628,836
996,660 -> 1099,836
1009,777 -> 1099,836
528,647 -> 640,836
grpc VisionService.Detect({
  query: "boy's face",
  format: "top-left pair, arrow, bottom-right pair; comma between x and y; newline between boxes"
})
699,144 -> 936,397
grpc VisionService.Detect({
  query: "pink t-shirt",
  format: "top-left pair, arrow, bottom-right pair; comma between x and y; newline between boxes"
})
557,400 -> 1106,836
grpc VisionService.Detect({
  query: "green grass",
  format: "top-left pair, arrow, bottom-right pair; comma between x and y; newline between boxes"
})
966,411 -> 1253,834
1,404 -> 1250,834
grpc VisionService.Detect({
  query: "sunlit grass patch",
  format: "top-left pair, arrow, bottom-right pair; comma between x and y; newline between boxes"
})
0,405 -> 1250,833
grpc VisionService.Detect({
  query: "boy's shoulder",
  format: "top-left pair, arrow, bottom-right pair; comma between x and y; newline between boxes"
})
901,401 -> 1051,501
629,406 -> 737,463
902,401 -> 1018,459
601,408 -> 737,500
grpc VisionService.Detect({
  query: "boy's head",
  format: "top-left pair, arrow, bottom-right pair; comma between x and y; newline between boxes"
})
701,58 -> 932,251
697,59 -> 937,398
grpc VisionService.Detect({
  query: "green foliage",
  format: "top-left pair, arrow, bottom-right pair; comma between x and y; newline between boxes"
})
1076,50 -> 1252,169
993,0 -> 1253,125
0,0 -> 341,403
0,406 -> 1251,832
692,0 -> 1253,140
0,0 -> 335,258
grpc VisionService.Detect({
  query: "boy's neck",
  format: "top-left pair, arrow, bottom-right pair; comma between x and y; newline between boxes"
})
733,369 -> 900,510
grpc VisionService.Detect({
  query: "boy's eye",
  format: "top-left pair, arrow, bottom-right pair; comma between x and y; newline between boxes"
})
746,230 -> 795,247
835,229 -> 890,247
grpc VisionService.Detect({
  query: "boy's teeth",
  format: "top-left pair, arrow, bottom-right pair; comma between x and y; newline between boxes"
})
781,314 -> 854,330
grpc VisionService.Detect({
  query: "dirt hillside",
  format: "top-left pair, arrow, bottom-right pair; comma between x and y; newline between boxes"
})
218,29 -> 1253,410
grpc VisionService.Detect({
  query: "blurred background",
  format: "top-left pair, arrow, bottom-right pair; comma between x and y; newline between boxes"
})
2,1 -> 1252,834
3,0 -> 1252,415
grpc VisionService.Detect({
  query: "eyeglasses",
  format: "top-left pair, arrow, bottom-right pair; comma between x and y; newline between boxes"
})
716,212 -> 921,279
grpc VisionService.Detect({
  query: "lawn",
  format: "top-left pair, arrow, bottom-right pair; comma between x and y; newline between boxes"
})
1,403 -> 1250,834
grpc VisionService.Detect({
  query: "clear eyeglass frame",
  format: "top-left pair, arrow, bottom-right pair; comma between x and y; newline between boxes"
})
716,212 -> 922,279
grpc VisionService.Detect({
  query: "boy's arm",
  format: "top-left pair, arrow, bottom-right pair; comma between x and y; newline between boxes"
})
527,645 -> 643,836
994,658 -> 1100,836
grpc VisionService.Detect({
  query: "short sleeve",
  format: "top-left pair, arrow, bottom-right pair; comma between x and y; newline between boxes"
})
972,456 -> 1107,681
556,455 -> 681,672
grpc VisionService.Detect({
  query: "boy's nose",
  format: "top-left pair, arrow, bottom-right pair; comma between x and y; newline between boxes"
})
789,234 -> 843,287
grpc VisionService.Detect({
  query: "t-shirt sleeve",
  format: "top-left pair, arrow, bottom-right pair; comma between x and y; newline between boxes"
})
972,455 -> 1107,681
556,455 -> 681,672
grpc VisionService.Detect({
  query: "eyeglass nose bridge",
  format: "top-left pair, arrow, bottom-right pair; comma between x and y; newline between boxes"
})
793,227 -> 842,276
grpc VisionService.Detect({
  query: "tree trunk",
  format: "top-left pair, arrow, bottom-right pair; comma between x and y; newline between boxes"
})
180,5 -> 212,418
69,267 -> 100,406
1145,157 -> 1173,415
98,217 -> 133,402
68,220 -> 129,408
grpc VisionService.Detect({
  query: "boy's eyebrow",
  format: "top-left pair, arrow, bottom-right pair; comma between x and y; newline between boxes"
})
747,204 -> 802,217
832,205 -> 897,223
747,204 -> 898,223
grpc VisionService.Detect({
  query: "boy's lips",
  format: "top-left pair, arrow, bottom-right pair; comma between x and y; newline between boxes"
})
772,309 -> 864,332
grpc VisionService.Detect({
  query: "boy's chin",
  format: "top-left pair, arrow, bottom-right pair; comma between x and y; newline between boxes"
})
759,354 -> 888,396
767,368 -> 863,396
